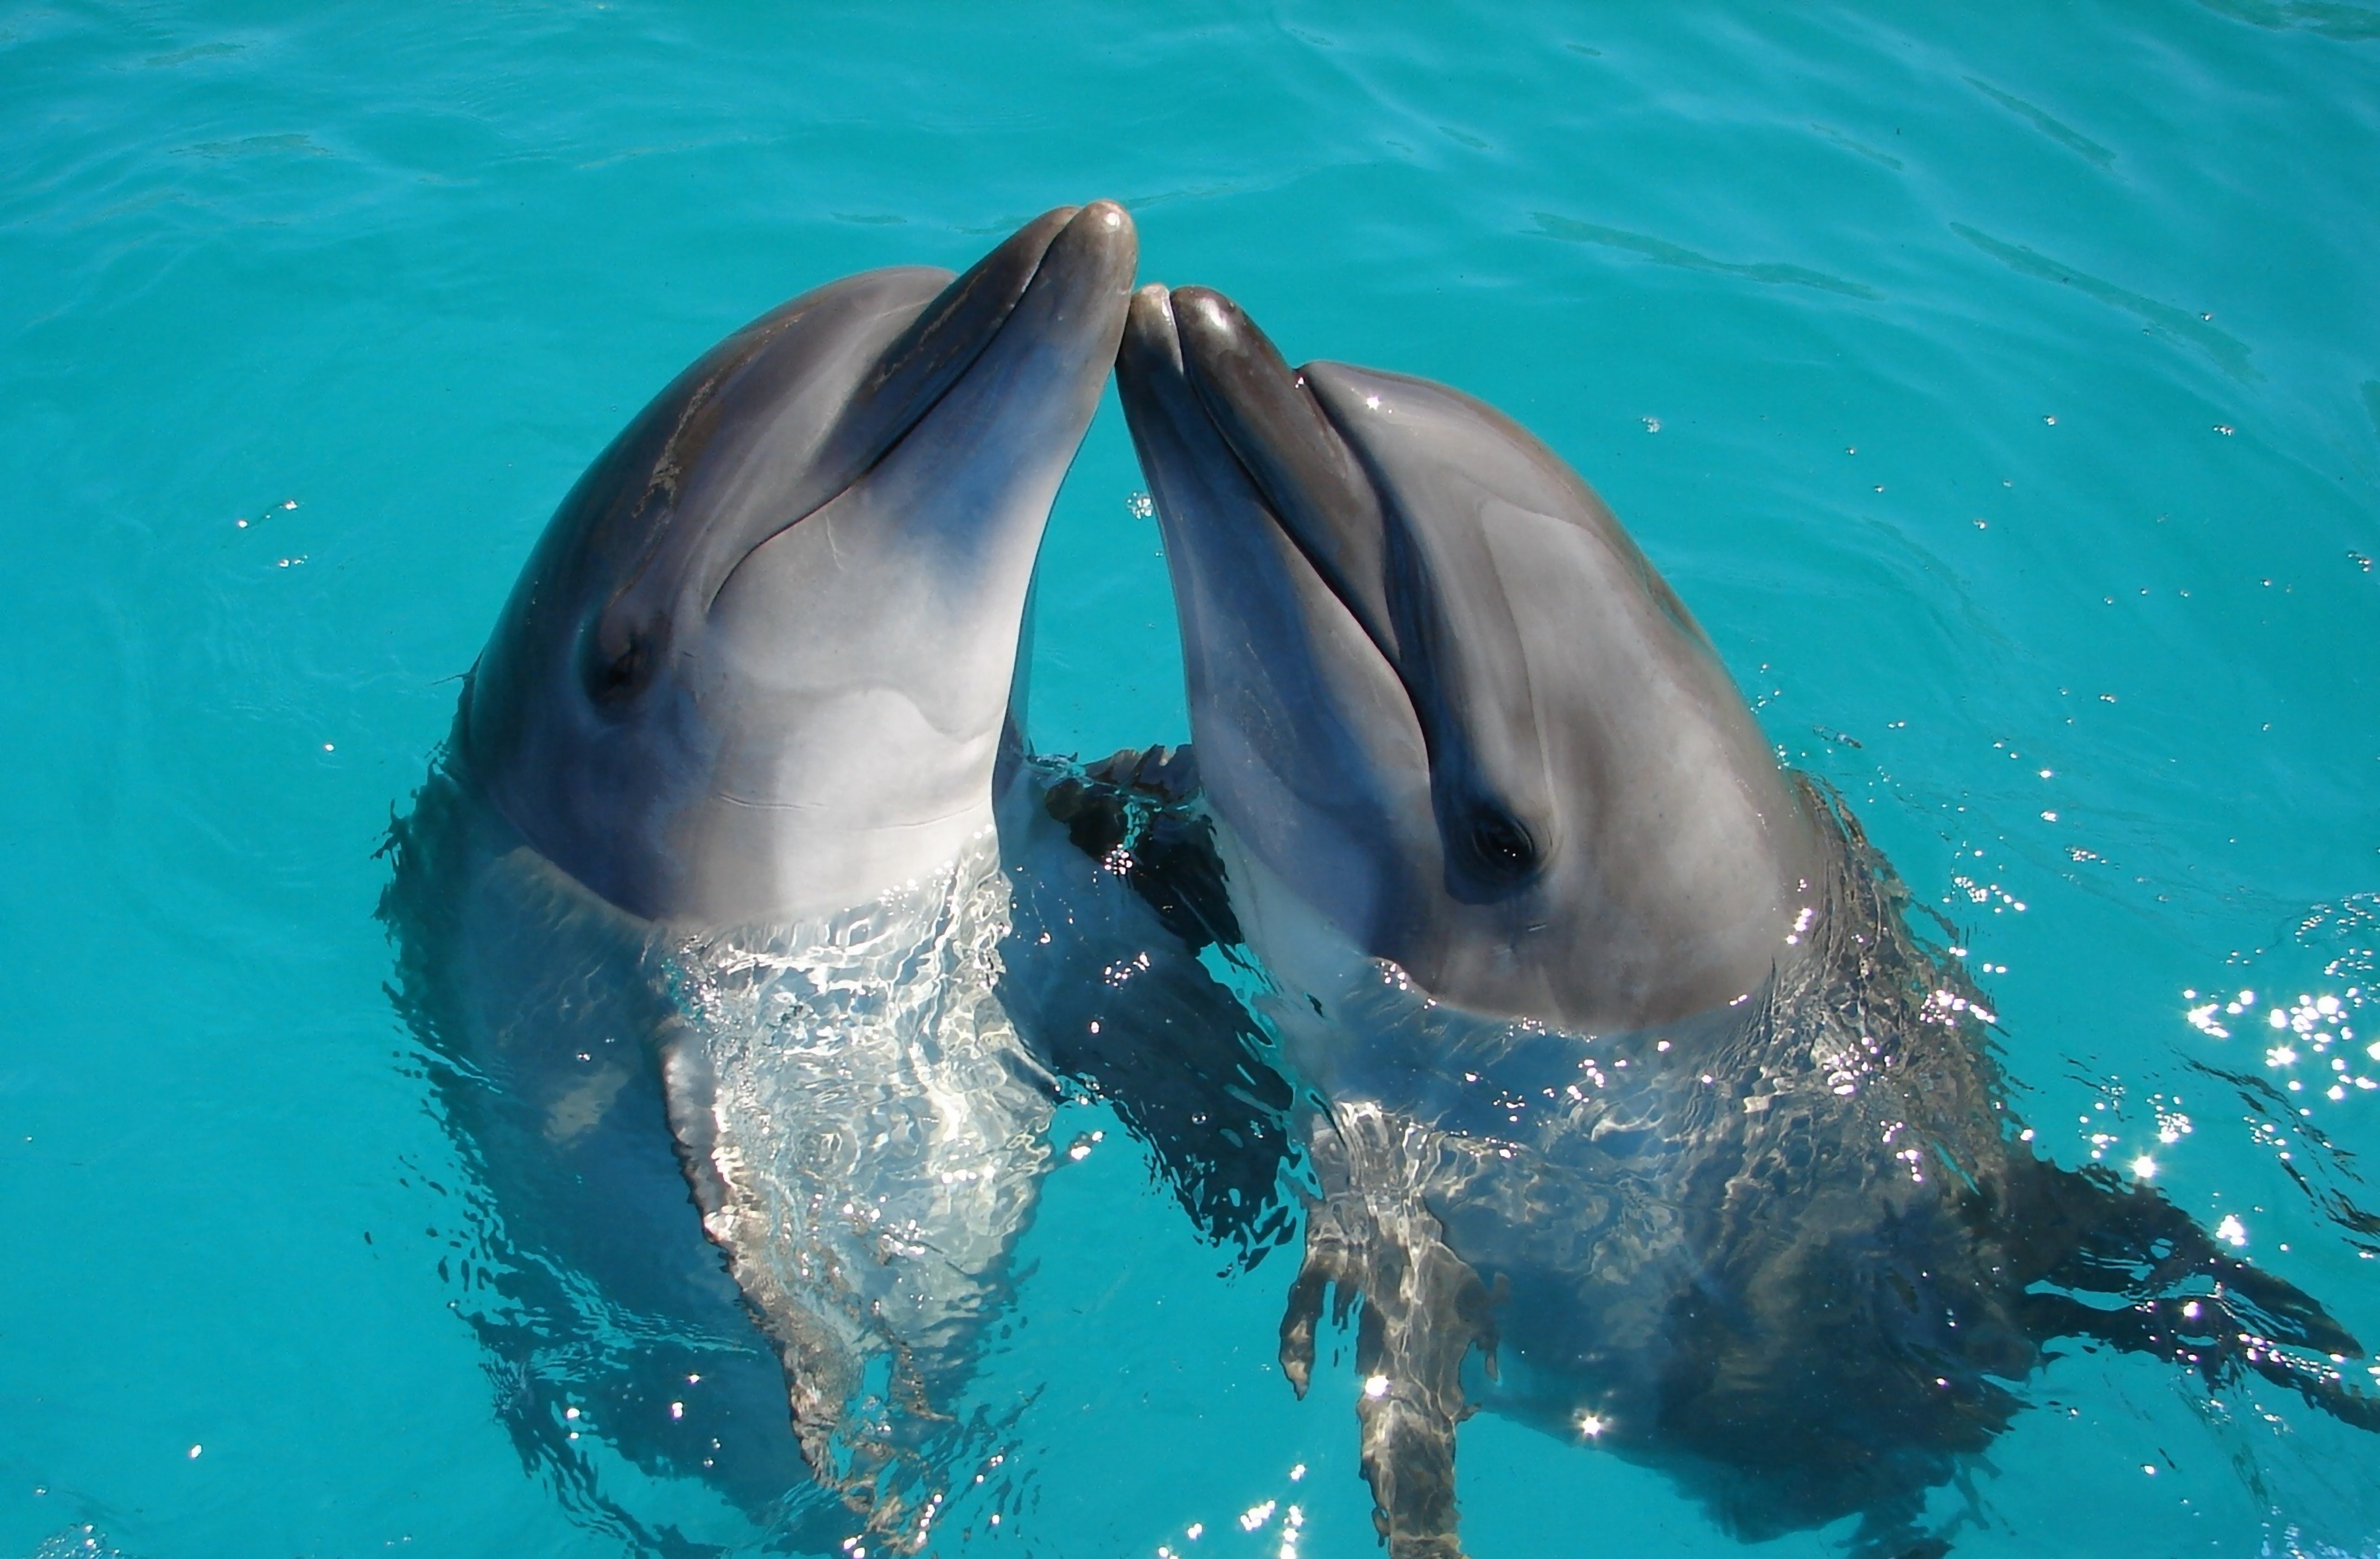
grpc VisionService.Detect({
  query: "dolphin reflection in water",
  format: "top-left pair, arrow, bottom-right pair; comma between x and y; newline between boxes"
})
1114,282 -> 2380,1559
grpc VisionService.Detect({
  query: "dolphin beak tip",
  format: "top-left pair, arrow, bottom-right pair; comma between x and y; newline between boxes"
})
1128,282 -> 1175,330
1043,199 -> 1137,297
1067,198 -> 1136,256
1169,286 -> 1253,358
1120,281 -> 1184,380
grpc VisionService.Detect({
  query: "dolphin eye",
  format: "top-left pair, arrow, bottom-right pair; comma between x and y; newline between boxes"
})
597,642 -> 643,697
1465,807 -> 1539,882
584,616 -> 662,707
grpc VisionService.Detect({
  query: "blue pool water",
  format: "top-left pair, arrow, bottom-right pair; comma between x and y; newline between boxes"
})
5,4 -> 2379,1555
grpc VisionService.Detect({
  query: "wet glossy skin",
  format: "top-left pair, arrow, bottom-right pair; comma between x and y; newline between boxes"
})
1116,282 -> 1823,1039
397,205 -> 1142,1533
1116,282 -> 2376,1559
465,201 -> 1137,925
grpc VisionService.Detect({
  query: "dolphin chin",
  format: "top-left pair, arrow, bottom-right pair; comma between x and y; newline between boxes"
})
1117,284 -> 2378,1559
390,207 -> 1145,1544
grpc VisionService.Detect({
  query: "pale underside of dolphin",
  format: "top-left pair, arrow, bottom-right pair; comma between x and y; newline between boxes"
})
1115,282 -> 2380,1559
386,203 -> 1159,1548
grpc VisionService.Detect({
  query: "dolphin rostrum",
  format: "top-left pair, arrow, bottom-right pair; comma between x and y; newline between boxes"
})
384,203 -> 1137,1546
1115,282 -> 2378,1559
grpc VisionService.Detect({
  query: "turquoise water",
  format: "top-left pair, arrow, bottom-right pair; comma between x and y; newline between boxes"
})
5,3 -> 2380,1555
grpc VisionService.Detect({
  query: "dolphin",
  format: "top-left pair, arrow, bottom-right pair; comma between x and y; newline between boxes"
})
1115,283 -> 2379,1559
381,203 -> 1138,1546
464,202 -> 1136,926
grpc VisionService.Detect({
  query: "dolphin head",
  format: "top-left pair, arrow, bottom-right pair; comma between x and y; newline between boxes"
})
463,203 -> 1136,924
1116,284 -> 1821,1034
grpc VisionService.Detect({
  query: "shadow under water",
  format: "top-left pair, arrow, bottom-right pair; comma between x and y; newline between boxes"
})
379,750 -> 832,1556
376,739 -> 1303,1554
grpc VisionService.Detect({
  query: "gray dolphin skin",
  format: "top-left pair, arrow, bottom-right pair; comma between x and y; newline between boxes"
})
1114,285 -> 1822,1040
466,201 -> 1135,926
383,203 -> 1137,1548
1115,283 -> 2377,1559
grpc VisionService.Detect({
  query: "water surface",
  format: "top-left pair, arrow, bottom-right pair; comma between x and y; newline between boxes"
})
3,4 -> 2377,1555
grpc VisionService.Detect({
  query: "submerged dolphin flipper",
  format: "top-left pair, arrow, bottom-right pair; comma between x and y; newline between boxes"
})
381,766 -> 826,1546
1011,743 -> 1302,1264
1279,1105 -> 1498,1559
1114,281 -> 2378,1557
1999,1155 -> 2380,1430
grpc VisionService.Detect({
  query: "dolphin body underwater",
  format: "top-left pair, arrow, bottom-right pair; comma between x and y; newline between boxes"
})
1113,284 -> 2380,1558
380,204 -> 1295,1547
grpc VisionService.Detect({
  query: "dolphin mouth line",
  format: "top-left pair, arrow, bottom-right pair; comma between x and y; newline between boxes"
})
1122,282 -> 1432,771
1121,280 -> 1557,892
1175,295 -> 1390,653
696,215 -> 1080,613
1227,412 -> 1390,667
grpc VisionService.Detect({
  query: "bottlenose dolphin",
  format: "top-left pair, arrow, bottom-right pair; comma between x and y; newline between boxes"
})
381,203 -> 1138,1547
1115,283 -> 2379,1558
